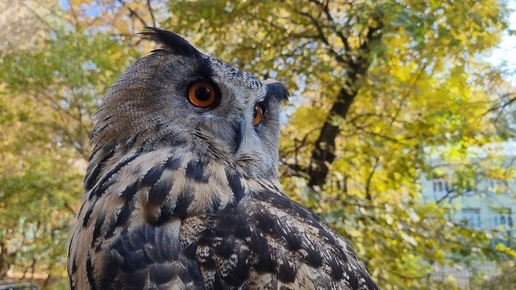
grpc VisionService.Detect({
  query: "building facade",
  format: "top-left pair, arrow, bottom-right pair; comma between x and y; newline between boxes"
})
420,142 -> 516,247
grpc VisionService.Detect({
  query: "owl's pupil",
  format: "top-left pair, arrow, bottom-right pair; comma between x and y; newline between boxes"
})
196,87 -> 211,101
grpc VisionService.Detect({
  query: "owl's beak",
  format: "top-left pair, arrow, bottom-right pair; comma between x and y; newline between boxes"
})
233,119 -> 245,154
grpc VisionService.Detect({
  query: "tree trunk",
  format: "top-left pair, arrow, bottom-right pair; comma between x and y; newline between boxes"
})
308,23 -> 383,188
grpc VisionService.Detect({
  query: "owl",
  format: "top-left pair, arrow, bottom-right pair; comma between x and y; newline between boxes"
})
67,27 -> 380,290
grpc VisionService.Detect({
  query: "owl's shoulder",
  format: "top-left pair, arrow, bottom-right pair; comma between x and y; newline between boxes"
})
184,185 -> 380,289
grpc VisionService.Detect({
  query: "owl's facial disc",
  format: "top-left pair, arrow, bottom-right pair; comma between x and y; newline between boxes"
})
215,81 -> 287,178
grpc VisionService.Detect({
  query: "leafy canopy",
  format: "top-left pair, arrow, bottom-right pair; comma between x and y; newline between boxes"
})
0,0 -> 513,288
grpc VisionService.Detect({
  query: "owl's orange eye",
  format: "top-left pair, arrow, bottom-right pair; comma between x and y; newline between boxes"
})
188,81 -> 217,108
253,102 -> 265,126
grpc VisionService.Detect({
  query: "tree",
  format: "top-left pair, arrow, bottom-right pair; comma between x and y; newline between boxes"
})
0,0 -> 514,288
478,260 -> 516,289
0,3 -> 139,286
158,1 -> 513,288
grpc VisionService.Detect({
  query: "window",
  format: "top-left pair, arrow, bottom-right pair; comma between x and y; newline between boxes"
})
462,208 -> 481,229
491,208 -> 513,230
489,179 -> 508,187
432,175 -> 448,197
488,179 -> 509,195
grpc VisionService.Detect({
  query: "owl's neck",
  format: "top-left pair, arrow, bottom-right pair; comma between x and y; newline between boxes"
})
84,141 -> 280,224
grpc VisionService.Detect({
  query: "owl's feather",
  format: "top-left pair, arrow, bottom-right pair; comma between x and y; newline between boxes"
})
68,28 -> 380,290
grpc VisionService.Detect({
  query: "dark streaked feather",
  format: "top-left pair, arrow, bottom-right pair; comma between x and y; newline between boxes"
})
99,223 -> 204,289
140,27 -> 203,58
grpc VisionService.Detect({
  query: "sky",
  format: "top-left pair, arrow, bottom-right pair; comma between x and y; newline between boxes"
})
486,0 -> 516,81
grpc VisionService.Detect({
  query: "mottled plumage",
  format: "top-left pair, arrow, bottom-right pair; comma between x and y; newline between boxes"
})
68,27 -> 380,290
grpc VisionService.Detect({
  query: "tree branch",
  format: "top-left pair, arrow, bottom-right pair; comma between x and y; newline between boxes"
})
307,14 -> 383,188
117,0 -> 149,27
146,0 -> 157,27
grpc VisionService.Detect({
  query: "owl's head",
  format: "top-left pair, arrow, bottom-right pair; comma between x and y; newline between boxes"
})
91,28 -> 288,180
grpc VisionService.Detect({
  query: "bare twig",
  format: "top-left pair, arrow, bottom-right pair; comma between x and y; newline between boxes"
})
146,0 -> 157,27
117,0 -> 149,27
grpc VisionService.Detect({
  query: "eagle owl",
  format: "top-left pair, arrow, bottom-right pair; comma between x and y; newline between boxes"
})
67,28 -> 380,290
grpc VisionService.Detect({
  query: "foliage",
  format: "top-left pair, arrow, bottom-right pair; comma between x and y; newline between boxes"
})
0,0 -> 514,288
477,260 -> 516,289
0,5 -> 139,286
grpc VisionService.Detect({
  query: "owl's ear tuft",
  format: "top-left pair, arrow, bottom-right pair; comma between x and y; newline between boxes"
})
141,27 -> 202,58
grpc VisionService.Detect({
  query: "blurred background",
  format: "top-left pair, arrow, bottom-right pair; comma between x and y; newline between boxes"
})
1,0 -> 516,289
